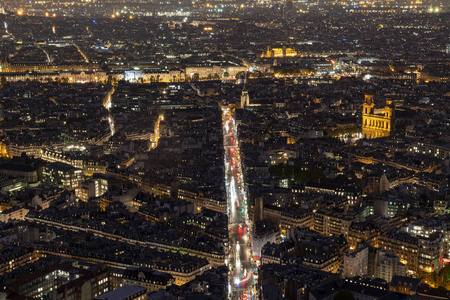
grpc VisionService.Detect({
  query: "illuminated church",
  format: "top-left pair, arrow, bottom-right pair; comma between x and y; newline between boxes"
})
362,95 -> 394,139
262,45 -> 297,58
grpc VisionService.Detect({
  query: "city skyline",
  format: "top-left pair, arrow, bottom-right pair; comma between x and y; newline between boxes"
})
0,1 -> 449,300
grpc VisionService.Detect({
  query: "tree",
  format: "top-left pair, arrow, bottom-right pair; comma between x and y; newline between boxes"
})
423,264 -> 450,289
0,76 -> 6,87
333,290 -> 354,300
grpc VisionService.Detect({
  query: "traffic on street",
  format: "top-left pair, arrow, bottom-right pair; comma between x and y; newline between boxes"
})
222,108 -> 256,300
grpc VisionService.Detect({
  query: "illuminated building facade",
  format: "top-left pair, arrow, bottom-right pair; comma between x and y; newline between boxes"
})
379,230 -> 443,274
0,247 -> 38,275
263,45 -> 298,58
375,250 -> 407,282
2,261 -> 120,300
362,95 -> 394,139
80,176 -> 109,202
408,142 -> 450,160
6,143 -> 45,158
348,222 -> 380,249
0,207 -> 29,223
0,60 -> 96,73
42,148 -> 108,175
43,162 -> 83,197
343,246 -> 368,278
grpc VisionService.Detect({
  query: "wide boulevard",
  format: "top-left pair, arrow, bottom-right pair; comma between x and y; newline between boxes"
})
222,108 -> 255,300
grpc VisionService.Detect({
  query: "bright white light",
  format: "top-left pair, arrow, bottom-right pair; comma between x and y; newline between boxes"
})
234,277 -> 240,286
364,74 -> 373,81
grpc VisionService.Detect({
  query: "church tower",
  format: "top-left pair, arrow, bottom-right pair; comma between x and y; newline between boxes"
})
362,94 -> 375,115
240,76 -> 249,109
241,90 -> 249,109
385,99 -> 395,119
362,95 -> 394,139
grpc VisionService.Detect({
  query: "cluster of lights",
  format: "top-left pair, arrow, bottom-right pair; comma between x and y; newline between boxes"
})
428,7 -> 440,13
17,10 -> 57,17
110,12 -> 135,20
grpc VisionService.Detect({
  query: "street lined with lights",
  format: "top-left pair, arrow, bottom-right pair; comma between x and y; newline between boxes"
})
223,108 -> 255,300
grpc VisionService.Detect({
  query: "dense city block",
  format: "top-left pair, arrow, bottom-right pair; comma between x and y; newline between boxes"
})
0,1 -> 449,300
